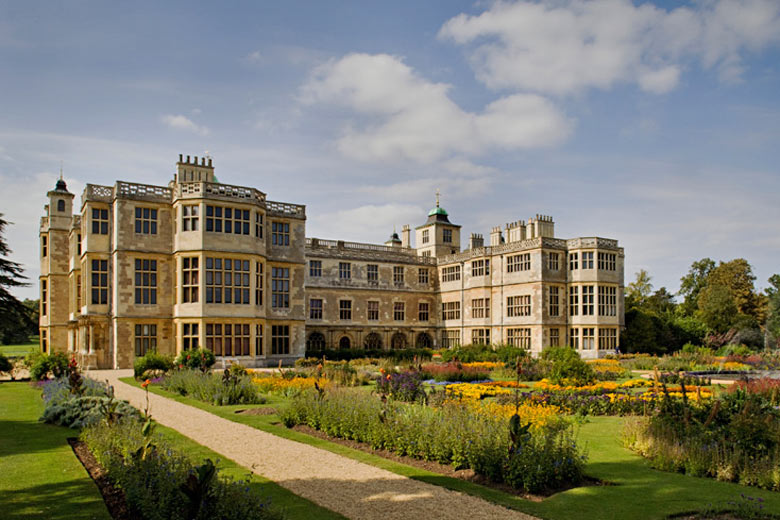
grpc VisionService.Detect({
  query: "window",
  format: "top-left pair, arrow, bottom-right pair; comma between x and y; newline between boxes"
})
442,330 -> 460,348
569,252 -> 579,270
271,267 -> 290,308
472,328 -> 490,345
422,229 -> 430,244
255,213 -> 263,238
77,234 -> 82,255
339,262 -> 351,280
134,324 -> 157,356
547,252 -> 560,271
418,302 -> 429,321
206,206 -> 250,235
310,299 -> 323,320
582,327 -> 595,350
135,207 -> 158,234
182,257 -> 199,303
206,323 -> 250,356
393,302 -> 405,321
364,333 -> 382,349
418,268 -> 429,285
205,258 -> 250,304
339,300 -> 352,320
507,328 -> 531,349
442,301 -> 460,320
598,328 -> 617,350
41,280 -> 47,316
582,251 -> 594,269
308,332 -> 327,350
420,250 -> 432,257
182,205 -> 199,231
393,266 -> 404,285
472,298 -> 490,319
549,328 -> 560,347
271,221 -> 289,245
255,262 -> 264,306
598,252 -> 616,271
367,301 -> 379,321
309,260 -> 322,277
598,286 -> 617,316
549,286 -> 560,317
77,275 -> 82,309
256,324 -> 263,355
507,253 -> 531,273
471,259 -> 490,277
569,328 -> 579,349
367,264 -> 378,282
569,286 -> 579,316
507,295 -> 531,317
134,259 -> 157,305
91,259 -> 108,304
41,329 -> 47,353
441,265 -> 461,282
271,325 -> 290,354
582,285 -> 594,315
92,208 -> 108,234
57,199 -> 65,212
182,323 -> 199,350
443,228 -> 452,243
41,236 -> 47,257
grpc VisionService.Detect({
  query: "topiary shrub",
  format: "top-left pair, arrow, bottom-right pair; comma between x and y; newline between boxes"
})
541,346 -> 595,385
174,348 -> 216,372
134,352 -> 174,379
27,351 -> 69,381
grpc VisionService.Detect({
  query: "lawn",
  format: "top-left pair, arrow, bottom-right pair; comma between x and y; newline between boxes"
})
0,337 -> 38,358
0,381 -> 110,520
122,376 -> 780,520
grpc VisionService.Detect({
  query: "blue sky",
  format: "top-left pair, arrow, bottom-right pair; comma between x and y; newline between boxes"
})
1,0 -> 779,300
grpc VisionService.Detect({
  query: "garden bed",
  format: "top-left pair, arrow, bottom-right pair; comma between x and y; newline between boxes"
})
68,438 -> 129,520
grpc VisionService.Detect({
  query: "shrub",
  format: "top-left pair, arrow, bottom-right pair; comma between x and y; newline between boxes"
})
502,428 -> 585,494
27,351 -> 69,381
419,362 -> 492,382
40,376 -> 140,428
0,353 -> 11,375
162,369 -> 264,406
134,352 -> 174,379
322,361 -> 361,386
227,362 -> 248,377
174,348 -> 216,372
541,347 -> 594,385
81,419 -> 283,520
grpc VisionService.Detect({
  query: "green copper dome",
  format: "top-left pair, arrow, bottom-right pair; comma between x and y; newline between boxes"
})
428,206 -> 448,217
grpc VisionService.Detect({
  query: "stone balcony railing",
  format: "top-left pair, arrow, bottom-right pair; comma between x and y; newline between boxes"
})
266,200 -> 306,219
175,181 -> 266,204
116,181 -> 172,202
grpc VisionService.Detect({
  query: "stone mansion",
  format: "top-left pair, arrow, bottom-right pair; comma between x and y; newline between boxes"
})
39,155 -> 625,368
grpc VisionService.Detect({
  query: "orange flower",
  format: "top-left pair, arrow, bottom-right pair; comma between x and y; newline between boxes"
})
386,374 -> 391,380
141,379 -> 151,389
379,368 -> 385,374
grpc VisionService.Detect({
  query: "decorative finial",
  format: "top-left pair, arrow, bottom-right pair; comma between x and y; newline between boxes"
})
435,188 -> 440,208
59,160 -> 64,180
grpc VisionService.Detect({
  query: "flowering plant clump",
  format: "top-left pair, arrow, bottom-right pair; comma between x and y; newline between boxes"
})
587,359 -> 630,380
252,375 -> 330,397
727,378 -> 780,406
174,348 -> 216,372
534,378 -> 651,394
375,369 -> 426,402
462,361 -> 504,370
420,362 -> 493,382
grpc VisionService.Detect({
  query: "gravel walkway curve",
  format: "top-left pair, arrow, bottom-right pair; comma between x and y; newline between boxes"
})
92,370 -> 539,520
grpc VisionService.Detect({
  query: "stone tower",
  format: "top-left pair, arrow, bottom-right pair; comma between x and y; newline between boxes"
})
415,192 -> 461,257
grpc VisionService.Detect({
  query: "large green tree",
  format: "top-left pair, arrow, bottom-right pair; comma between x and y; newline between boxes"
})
626,269 -> 653,307
766,274 -> 780,345
0,214 -> 31,344
678,258 -> 715,316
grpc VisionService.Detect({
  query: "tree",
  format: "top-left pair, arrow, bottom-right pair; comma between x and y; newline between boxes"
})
678,258 -> 715,316
626,269 -> 653,307
766,274 -> 780,345
706,259 -> 764,321
0,214 -> 30,344
697,284 -> 739,334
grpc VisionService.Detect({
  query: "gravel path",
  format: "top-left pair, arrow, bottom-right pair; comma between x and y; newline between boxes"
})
91,370 -> 538,520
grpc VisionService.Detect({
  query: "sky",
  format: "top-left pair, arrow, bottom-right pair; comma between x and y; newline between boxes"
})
1,0 -> 779,301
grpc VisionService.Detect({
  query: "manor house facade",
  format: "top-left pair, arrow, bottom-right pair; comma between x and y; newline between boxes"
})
39,155 -> 624,368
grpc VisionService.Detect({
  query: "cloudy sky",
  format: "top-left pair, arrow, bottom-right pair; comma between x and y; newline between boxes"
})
1,0 -> 779,300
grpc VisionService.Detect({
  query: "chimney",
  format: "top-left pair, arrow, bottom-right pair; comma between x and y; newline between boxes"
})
469,233 -> 484,250
489,226 -> 503,246
401,224 -> 411,248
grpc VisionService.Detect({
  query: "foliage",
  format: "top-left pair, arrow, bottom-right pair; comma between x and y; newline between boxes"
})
0,214 -> 33,346
81,418 -> 283,520
436,343 -> 529,364
27,351 -> 69,381
162,369 -> 265,405
39,376 -> 140,428
304,347 -> 433,362
419,361 -> 493,382
587,359 -> 630,380
767,274 -> 780,345
0,352 -> 11,374
174,348 -> 216,372
626,269 -> 653,307
728,378 -> 780,406
540,347 -> 594,385
280,387 -> 584,493
679,258 -> 716,317
134,351 -> 174,378
375,370 -> 427,402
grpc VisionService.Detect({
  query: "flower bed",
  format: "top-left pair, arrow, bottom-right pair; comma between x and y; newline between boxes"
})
419,362 -> 493,382
252,374 -> 330,397
162,369 -> 265,405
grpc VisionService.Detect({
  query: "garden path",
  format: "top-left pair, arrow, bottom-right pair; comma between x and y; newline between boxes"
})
93,370 -> 539,520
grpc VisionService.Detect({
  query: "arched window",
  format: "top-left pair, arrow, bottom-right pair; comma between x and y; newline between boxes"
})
57,199 -> 65,212
306,332 -> 326,351
339,336 -> 351,349
415,332 -> 433,349
364,332 -> 382,350
391,333 -> 407,350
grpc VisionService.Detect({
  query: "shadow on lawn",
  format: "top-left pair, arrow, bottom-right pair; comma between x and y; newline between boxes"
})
0,477 -> 108,520
0,419 -> 68,458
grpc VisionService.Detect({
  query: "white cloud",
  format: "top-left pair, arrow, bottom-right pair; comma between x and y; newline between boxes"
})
438,0 -> 780,95
300,53 -> 571,163
160,114 -> 209,136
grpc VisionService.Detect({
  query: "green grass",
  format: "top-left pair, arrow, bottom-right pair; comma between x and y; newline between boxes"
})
123,376 -> 780,520
0,381 -> 110,520
0,337 -> 38,358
